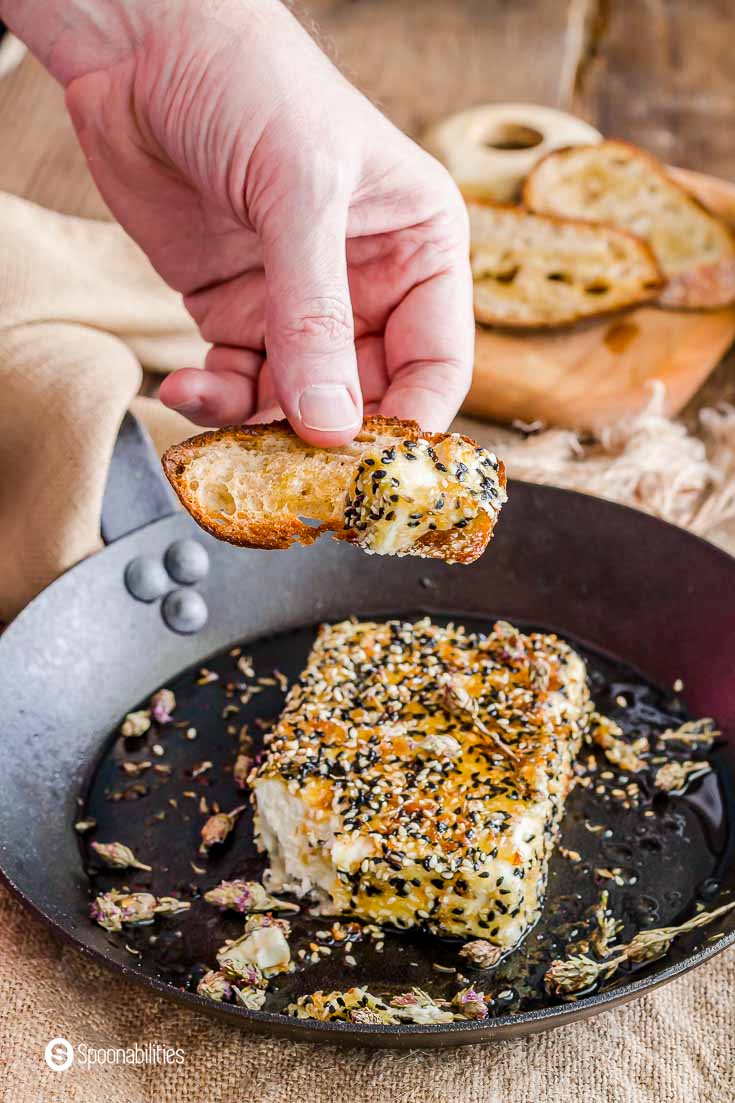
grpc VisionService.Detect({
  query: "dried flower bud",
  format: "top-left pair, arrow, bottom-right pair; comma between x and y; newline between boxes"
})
233,753 -> 253,790
544,953 -> 613,997
453,986 -> 489,1020
530,656 -> 552,692
421,734 -> 462,759
199,805 -> 246,855
90,841 -> 152,871
204,880 -> 270,913
150,688 -> 176,724
197,970 -> 232,1002
390,988 -> 454,1024
121,710 -> 151,738
90,892 -> 124,932
216,936 -> 266,985
154,897 -> 191,917
441,677 -> 519,765
233,986 -> 267,1010
590,714 -> 647,773
493,620 -> 526,660
74,818 -> 97,834
217,926 -> 289,980
243,912 -> 292,937
117,892 -> 158,925
624,929 -> 674,964
655,760 -> 710,793
458,939 -> 503,969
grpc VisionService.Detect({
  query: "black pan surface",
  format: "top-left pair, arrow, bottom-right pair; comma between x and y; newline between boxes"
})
79,617 -> 731,1032
1,435 -> 734,1046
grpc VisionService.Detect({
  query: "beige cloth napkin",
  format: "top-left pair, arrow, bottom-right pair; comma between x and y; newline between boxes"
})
0,192 -> 207,621
0,190 -> 733,1102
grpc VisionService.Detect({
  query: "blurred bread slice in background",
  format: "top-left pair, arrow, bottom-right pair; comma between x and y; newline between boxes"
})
469,202 -> 662,329
524,140 -> 735,309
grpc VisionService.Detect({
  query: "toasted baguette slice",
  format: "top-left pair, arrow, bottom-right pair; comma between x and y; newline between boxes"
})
162,417 -> 507,565
524,140 -> 735,309
468,201 -> 662,329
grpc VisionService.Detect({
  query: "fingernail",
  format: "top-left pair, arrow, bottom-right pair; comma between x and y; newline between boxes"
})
298,384 -> 359,432
168,397 -> 203,416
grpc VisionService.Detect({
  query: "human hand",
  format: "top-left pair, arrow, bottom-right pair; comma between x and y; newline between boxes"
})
4,0 -> 474,446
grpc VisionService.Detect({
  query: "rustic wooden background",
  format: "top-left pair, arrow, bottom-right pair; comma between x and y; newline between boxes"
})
1,0 -> 732,214
0,0 -> 732,401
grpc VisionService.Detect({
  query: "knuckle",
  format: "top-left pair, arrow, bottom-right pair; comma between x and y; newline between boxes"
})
282,296 -> 354,350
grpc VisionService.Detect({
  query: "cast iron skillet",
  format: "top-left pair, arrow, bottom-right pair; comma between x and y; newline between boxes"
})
0,414 -> 733,1048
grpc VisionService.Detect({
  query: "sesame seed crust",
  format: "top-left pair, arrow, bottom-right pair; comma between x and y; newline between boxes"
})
253,617 -> 590,947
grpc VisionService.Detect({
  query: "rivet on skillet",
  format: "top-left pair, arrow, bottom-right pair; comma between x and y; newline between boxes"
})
124,556 -> 169,602
162,589 -> 208,634
165,539 -> 210,585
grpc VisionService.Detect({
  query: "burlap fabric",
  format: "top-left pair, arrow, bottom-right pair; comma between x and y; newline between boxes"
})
0,192 -> 733,1103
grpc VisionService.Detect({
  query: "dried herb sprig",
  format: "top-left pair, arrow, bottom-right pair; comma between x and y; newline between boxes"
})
441,678 -> 519,765
654,760 -> 711,793
590,891 -> 623,957
657,718 -> 719,749
545,900 -> 735,997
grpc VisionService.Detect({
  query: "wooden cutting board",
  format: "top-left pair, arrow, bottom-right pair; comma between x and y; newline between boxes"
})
464,168 -> 735,432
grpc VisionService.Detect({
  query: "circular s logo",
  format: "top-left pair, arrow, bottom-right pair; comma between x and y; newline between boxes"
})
44,1037 -> 74,1072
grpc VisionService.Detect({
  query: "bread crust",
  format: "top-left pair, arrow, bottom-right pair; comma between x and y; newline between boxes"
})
468,198 -> 663,330
523,140 -> 735,310
162,416 -> 506,565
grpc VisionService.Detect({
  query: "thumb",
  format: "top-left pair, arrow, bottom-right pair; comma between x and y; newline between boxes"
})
262,200 -> 362,446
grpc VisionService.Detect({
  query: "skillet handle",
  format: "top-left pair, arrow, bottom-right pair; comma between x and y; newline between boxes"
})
101,411 -> 178,544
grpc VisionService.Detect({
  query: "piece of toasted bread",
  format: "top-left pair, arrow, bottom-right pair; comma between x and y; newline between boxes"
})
162,417 -> 507,565
524,140 -> 735,310
468,201 -> 662,329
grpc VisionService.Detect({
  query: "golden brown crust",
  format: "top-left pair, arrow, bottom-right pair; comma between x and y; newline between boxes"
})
162,417 -> 504,565
523,140 -> 735,310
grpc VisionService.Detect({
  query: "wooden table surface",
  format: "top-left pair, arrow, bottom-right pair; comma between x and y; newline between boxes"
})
0,0 -> 732,403
1,0 -> 733,216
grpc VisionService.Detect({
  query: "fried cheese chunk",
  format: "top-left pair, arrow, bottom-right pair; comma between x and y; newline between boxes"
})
253,618 -> 589,947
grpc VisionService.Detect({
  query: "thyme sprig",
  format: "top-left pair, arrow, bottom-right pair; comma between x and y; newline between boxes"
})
545,900 -> 735,997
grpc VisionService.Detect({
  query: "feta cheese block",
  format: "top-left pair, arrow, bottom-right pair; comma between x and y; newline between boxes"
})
253,618 -> 590,947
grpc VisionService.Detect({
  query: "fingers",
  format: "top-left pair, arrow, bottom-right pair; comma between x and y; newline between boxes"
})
379,242 -> 474,433
184,271 -> 266,350
159,347 -> 261,425
261,200 -> 362,447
